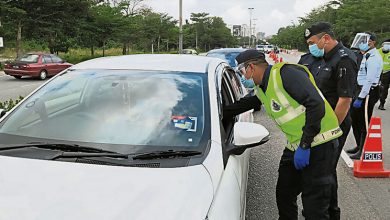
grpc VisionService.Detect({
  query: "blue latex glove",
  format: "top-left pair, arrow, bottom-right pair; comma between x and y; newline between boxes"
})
353,99 -> 363,108
294,146 -> 310,170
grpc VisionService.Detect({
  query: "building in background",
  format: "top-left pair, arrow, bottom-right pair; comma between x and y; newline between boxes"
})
233,25 -> 242,37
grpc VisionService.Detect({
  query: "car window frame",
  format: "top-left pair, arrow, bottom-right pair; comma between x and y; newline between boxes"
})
42,55 -> 53,64
50,54 -> 63,63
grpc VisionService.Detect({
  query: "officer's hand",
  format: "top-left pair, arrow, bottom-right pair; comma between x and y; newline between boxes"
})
353,99 -> 363,108
294,146 -> 310,170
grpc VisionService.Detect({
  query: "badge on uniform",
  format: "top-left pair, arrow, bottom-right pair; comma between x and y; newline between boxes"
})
271,99 -> 282,112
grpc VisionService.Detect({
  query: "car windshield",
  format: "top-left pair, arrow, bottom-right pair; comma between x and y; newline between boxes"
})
0,69 -> 208,151
207,52 -> 241,67
16,54 -> 39,63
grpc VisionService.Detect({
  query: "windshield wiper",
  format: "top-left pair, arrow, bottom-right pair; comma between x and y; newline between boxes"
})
0,142 -> 125,155
50,152 -> 128,160
132,150 -> 202,160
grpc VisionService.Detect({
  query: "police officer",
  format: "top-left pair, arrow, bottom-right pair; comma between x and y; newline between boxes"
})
298,22 -> 358,220
348,32 -> 383,159
227,49 -> 342,220
378,39 -> 390,110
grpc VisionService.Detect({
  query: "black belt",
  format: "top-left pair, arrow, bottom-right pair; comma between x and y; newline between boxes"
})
358,84 -> 378,89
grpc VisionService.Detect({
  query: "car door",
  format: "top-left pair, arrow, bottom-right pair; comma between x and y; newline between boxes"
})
217,64 -> 253,218
42,55 -> 55,75
50,55 -> 67,74
223,67 -> 253,214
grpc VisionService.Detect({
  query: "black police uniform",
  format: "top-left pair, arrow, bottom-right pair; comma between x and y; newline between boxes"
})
299,42 -> 358,220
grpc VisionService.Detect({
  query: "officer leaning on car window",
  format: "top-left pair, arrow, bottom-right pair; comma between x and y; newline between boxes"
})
298,22 -> 358,220
224,49 -> 342,220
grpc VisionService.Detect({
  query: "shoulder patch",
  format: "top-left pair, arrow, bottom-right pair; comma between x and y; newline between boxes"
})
271,99 -> 282,112
338,48 -> 348,57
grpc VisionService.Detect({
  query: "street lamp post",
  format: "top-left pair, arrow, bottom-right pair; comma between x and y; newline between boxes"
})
248,7 -> 254,48
179,0 -> 183,54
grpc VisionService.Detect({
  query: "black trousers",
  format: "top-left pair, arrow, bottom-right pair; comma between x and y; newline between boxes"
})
328,114 -> 352,219
379,71 -> 390,104
276,140 -> 338,220
350,86 -> 380,149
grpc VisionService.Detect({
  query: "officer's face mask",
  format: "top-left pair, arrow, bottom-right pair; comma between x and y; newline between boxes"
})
351,33 -> 370,51
359,42 -> 370,52
240,74 -> 255,88
383,43 -> 390,52
308,35 -> 325,58
238,62 -> 255,87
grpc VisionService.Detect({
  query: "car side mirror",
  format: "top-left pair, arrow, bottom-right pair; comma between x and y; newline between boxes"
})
226,122 -> 270,155
0,109 -> 6,119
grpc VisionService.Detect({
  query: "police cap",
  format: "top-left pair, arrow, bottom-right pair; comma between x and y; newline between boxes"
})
304,22 -> 333,40
236,49 -> 266,65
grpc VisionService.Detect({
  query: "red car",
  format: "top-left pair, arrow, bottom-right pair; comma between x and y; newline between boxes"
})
4,53 -> 72,80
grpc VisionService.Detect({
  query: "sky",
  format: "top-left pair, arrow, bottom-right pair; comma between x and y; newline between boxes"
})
144,0 -> 331,36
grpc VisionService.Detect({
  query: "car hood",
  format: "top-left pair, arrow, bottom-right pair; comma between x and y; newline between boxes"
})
0,156 -> 214,220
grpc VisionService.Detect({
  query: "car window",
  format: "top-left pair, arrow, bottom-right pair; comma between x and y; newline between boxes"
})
224,68 -> 243,99
0,70 -> 207,150
220,73 -> 237,143
16,54 -> 39,63
43,55 -> 53,63
50,55 -> 63,63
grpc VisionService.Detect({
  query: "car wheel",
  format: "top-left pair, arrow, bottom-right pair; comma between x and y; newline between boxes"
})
39,70 -> 47,80
13,76 -> 22,79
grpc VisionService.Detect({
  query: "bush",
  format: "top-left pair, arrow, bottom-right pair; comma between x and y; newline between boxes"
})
0,96 -> 24,111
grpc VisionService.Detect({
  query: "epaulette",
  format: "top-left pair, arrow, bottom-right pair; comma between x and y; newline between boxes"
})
338,48 -> 349,58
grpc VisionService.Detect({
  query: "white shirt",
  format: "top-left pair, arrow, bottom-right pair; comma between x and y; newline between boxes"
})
357,48 -> 383,98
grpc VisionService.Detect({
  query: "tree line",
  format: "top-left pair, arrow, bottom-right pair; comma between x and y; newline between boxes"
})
270,0 -> 390,51
0,0 -> 237,57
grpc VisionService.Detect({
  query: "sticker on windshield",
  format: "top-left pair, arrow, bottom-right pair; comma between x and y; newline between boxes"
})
171,116 -> 197,132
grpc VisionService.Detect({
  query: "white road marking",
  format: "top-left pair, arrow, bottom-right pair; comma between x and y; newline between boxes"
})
341,150 -> 354,168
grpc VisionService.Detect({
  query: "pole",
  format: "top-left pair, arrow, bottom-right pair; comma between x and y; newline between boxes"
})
248,8 -> 254,48
365,95 -> 370,131
179,0 -> 183,54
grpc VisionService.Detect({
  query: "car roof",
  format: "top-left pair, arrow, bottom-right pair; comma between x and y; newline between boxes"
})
70,54 -> 223,73
207,48 -> 246,54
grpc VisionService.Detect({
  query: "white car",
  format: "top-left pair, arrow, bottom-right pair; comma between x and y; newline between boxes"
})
0,55 -> 269,220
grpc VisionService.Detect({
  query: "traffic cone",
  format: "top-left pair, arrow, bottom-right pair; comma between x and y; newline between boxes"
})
353,117 -> 390,178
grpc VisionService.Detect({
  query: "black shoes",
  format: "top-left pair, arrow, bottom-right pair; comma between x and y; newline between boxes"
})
350,150 -> 362,160
347,146 -> 362,160
378,103 -> 386,110
346,146 -> 360,154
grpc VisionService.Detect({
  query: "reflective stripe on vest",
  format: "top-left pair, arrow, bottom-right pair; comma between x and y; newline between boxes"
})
256,63 -> 342,150
287,127 -> 342,151
271,68 -> 306,124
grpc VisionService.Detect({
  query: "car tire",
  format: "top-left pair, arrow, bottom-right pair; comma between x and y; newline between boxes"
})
39,70 -> 47,80
13,76 -> 22,79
